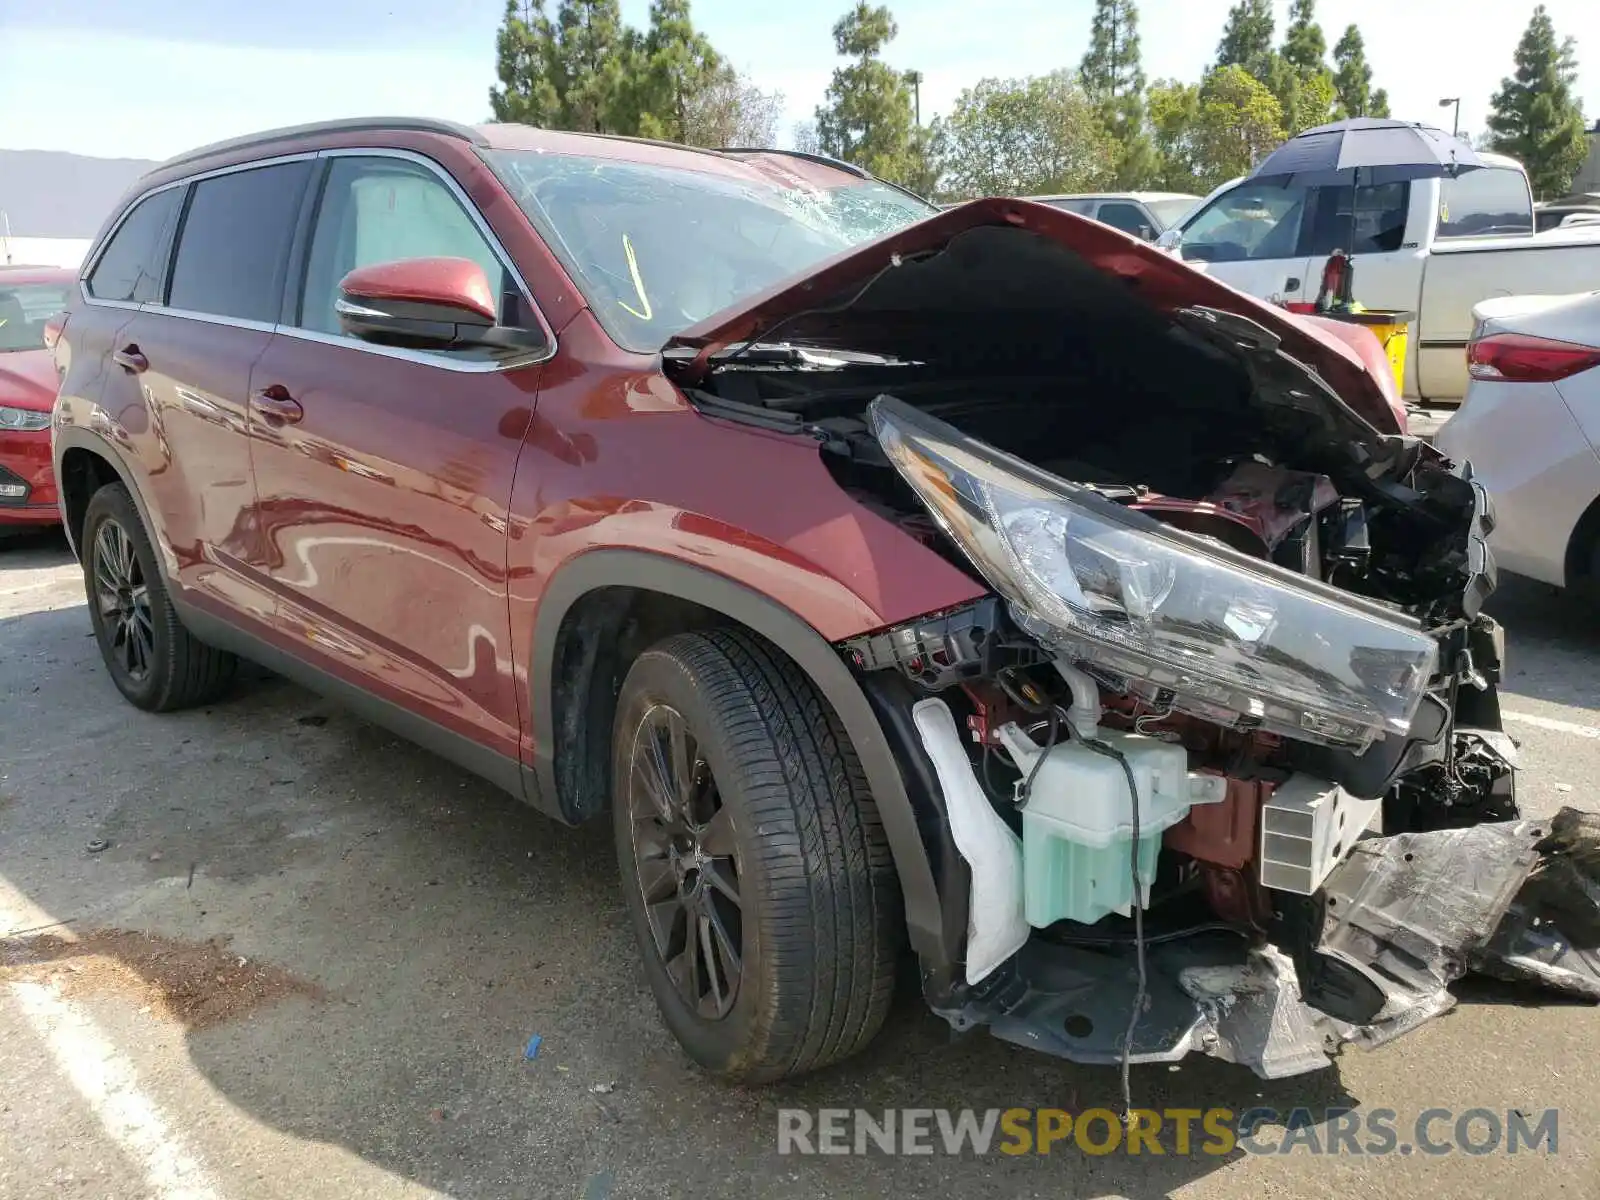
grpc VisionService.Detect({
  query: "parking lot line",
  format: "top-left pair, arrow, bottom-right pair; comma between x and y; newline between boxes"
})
8,980 -> 223,1200
1503,710 -> 1600,740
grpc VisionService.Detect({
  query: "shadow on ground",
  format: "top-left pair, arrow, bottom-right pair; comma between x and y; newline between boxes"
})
16,559 -> 1600,1196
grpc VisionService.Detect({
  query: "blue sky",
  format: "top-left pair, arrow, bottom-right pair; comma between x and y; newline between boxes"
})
0,0 -> 1595,160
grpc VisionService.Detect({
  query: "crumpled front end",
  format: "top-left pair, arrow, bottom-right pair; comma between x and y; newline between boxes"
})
675,213 -> 1597,1077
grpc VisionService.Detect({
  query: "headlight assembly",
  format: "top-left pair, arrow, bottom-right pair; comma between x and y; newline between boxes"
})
0,406 -> 50,432
870,395 -> 1437,750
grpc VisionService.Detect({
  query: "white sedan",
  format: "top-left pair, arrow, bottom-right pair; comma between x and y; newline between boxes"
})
1435,290 -> 1600,587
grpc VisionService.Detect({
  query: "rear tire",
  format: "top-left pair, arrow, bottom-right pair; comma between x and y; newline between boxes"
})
81,483 -> 236,711
612,628 -> 901,1082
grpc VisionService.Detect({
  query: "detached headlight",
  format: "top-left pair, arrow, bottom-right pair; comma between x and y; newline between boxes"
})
0,405 -> 50,432
870,396 -> 1437,750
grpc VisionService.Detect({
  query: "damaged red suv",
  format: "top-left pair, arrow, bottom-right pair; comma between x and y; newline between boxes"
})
1,266 -> 75,535
52,118 -> 1597,1083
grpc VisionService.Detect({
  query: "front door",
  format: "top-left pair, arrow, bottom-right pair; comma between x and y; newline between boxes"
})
1176,180 -> 1316,304
247,151 -> 546,764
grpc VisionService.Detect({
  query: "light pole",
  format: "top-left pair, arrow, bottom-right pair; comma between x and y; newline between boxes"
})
906,70 -> 923,126
1439,97 -> 1461,137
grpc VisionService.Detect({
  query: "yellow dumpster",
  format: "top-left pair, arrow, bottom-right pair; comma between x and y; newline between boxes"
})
1322,308 -> 1414,395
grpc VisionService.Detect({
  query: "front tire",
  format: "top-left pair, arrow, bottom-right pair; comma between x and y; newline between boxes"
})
612,628 -> 900,1082
81,483 -> 236,711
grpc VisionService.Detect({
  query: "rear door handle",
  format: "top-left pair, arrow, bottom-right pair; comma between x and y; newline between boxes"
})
112,344 -> 148,373
250,385 -> 304,425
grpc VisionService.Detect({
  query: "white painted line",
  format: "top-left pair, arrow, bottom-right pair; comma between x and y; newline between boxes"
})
1503,710 -> 1600,740
8,980 -> 222,1200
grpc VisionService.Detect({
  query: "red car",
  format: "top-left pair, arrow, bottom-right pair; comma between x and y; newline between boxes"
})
50,118 -> 1594,1084
0,266 -> 74,535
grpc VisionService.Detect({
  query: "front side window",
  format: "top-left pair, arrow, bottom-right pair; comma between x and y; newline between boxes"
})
167,160 -> 312,323
1179,183 -> 1311,262
85,188 -> 182,303
1438,167 -> 1534,238
0,282 -> 73,352
484,149 -> 935,353
295,156 -> 508,341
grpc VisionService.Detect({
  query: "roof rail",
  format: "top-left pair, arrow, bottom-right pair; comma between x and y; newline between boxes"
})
157,117 -> 486,172
719,147 -> 871,179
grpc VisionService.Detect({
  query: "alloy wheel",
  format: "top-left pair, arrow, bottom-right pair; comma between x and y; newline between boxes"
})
627,703 -> 744,1019
93,519 -> 154,682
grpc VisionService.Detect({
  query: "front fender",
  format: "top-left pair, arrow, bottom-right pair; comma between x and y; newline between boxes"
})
529,547 -> 952,964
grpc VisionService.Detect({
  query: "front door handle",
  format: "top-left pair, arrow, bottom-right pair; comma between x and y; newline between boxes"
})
250,385 -> 304,425
1285,277 -> 1302,292
112,344 -> 148,373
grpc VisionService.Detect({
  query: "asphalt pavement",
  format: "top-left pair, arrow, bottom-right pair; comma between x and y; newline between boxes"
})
3,528 -> 1599,1199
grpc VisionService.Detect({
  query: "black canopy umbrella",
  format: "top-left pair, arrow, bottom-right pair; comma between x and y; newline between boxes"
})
1248,116 -> 1486,187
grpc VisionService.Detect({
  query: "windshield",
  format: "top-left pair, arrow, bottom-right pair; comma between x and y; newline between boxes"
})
1146,197 -> 1198,229
483,150 -> 935,353
0,282 -> 71,352
1179,183 -> 1309,262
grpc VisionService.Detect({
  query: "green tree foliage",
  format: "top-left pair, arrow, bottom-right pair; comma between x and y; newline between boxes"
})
630,0 -> 723,141
1215,0 -> 1277,81
1147,78 -> 1202,191
1331,24 -> 1380,118
1487,5 -> 1589,198
938,72 -> 1116,199
814,4 -> 921,186
1192,65 -> 1286,189
1079,0 -> 1156,187
1369,87 -> 1390,118
489,0 -> 632,132
1281,0 -> 1326,73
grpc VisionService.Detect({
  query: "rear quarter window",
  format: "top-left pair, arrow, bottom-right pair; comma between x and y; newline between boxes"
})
86,188 -> 183,303
166,160 -> 312,323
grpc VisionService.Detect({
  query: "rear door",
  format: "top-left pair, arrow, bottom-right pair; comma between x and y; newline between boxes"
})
245,150 -> 549,767
98,158 -> 313,617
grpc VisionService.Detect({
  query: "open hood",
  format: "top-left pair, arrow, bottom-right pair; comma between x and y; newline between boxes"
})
664,198 -> 1406,435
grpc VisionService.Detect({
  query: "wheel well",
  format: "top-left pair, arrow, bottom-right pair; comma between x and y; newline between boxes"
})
549,586 -> 731,822
1563,493 -> 1600,586
57,447 -> 121,551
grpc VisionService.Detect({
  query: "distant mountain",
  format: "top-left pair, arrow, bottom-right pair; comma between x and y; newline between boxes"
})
0,149 -> 159,239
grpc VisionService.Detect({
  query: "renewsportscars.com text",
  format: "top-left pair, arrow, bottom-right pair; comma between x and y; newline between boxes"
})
776,1106 -> 1558,1157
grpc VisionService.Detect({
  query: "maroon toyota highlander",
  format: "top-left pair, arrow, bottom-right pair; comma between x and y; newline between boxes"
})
50,117 -> 1599,1084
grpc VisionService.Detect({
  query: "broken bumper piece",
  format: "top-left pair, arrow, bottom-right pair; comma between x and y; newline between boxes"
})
936,810 -> 1600,1080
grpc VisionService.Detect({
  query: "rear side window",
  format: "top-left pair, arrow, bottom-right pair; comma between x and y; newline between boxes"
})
1302,182 -> 1410,256
1096,202 -> 1152,237
167,160 -> 312,322
1438,167 -> 1534,238
86,188 -> 182,303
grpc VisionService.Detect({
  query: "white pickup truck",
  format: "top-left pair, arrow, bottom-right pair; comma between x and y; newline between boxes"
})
1161,153 -> 1600,404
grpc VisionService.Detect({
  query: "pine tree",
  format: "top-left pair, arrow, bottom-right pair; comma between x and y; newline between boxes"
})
1281,0 -> 1326,73
1215,0 -> 1276,82
1487,5 -> 1589,198
490,0 -> 564,127
814,4 -> 920,186
630,0 -> 723,142
1332,24 -> 1376,117
1079,0 -> 1155,186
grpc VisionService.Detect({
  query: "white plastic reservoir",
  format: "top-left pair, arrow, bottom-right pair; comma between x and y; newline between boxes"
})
998,723 -> 1226,927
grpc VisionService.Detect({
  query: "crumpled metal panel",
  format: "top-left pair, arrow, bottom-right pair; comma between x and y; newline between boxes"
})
941,812 -> 1600,1080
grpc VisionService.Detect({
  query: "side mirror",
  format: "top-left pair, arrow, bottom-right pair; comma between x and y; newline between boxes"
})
1155,228 -> 1183,251
336,257 -> 547,357
1138,225 -> 1156,242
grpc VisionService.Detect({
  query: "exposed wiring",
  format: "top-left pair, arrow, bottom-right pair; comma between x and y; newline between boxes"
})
617,233 -> 654,320
1078,736 -> 1147,1123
